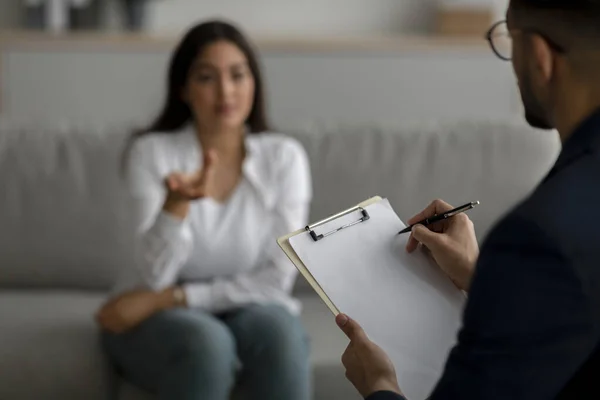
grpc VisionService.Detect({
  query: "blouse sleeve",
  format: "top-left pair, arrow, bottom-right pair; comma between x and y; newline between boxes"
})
125,138 -> 194,291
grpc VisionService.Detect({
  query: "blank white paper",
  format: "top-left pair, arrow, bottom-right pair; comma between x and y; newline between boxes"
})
289,199 -> 465,400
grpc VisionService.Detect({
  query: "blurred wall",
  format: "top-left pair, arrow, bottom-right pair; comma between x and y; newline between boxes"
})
1,0 -> 510,34
0,1 -> 517,128
0,0 -> 437,35
0,0 -> 20,30
141,0 -> 436,36
0,45 -> 520,128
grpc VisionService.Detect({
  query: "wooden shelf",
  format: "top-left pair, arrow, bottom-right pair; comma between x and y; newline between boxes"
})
0,30 -> 490,53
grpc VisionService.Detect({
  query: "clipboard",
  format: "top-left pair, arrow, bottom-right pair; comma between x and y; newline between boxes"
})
277,195 -> 465,400
277,196 -> 382,316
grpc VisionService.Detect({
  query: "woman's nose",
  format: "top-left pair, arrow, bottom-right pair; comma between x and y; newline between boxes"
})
218,77 -> 235,98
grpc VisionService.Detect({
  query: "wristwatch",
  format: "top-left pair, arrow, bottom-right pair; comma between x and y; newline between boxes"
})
173,286 -> 187,307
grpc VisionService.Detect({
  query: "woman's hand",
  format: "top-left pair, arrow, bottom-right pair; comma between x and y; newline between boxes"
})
163,150 -> 218,218
95,288 -> 180,334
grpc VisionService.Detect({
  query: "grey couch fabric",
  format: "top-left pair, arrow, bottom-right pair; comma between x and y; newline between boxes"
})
0,119 -> 561,399
0,124 -> 135,290
0,290 -> 111,400
288,119 -> 560,242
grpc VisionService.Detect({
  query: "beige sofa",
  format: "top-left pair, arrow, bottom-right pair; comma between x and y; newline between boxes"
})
0,118 -> 561,400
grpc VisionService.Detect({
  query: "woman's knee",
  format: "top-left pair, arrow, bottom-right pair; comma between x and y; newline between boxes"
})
228,304 -> 310,360
101,309 -> 238,394
164,309 -> 237,370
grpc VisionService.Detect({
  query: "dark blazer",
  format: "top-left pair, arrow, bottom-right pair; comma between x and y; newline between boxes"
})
367,109 -> 600,400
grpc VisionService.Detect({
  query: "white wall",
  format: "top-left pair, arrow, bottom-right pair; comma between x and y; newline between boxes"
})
143,0 -> 509,36
0,46 -> 520,128
144,0 -> 437,37
1,0 -> 509,34
0,0 -> 21,30
0,1 -> 516,127
1,0 -> 439,35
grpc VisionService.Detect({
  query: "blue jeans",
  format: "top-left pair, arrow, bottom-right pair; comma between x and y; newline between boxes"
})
102,304 -> 311,400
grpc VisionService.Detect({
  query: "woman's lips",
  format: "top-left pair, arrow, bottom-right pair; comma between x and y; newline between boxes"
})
215,105 -> 235,115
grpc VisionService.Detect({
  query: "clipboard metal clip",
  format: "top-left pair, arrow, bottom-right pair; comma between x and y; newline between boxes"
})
305,205 -> 370,242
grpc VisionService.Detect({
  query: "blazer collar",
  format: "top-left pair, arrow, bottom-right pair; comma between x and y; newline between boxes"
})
545,108 -> 600,180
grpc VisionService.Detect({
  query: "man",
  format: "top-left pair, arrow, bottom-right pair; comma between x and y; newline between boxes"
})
336,0 -> 600,399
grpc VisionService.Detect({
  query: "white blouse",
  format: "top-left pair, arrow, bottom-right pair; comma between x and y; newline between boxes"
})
114,125 -> 312,315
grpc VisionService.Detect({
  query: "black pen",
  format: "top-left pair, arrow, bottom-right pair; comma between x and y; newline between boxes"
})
398,201 -> 480,235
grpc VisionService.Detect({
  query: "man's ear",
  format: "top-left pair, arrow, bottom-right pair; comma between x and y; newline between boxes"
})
530,34 -> 555,83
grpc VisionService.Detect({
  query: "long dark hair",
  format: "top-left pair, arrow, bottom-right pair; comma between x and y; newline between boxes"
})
123,20 -> 269,170
143,20 -> 269,135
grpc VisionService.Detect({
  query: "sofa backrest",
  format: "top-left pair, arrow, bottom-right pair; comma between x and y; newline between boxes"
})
0,119 -> 561,291
0,122 -> 137,290
288,119 -> 561,243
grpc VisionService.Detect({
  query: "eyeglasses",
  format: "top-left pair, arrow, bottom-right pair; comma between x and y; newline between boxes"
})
485,20 -> 513,61
485,20 -> 567,61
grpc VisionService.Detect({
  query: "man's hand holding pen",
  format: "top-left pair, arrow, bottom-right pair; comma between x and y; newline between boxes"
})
405,199 -> 480,292
338,199 -> 480,397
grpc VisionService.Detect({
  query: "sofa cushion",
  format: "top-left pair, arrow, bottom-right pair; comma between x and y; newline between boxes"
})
0,290 -> 112,400
0,290 -> 358,400
0,122 -> 136,290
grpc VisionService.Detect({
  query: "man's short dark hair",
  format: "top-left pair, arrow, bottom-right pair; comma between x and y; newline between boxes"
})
513,0 -> 600,10
511,0 -> 600,48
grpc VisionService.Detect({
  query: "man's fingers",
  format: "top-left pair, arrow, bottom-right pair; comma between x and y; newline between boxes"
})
407,199 -> 455,225
411,224 -> 446,252
406,233 -> 419,253
336,314 -> 368,342
341,343 -> 353,367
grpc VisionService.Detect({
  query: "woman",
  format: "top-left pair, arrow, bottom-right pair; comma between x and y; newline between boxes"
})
96,20 -> 312,400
